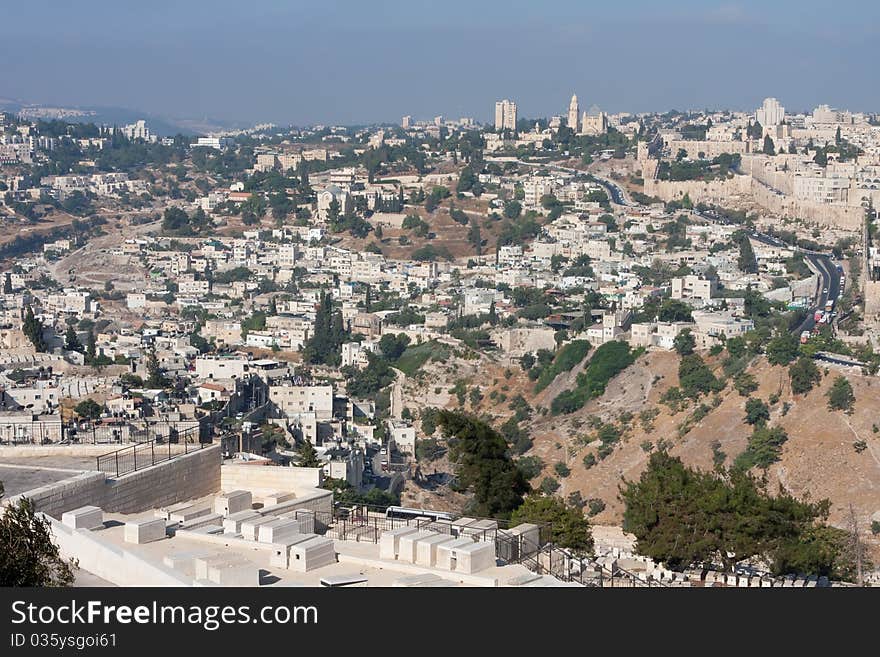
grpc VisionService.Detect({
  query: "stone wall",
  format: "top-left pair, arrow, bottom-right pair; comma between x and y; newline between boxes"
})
5,445 -> 221,518
644,172 -> 864,231
220,462 -> 323,497
103,444 -> 221,514
644,174 -> 752,205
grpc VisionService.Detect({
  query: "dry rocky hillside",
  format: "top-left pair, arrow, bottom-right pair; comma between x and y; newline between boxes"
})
400,346 -> 880,558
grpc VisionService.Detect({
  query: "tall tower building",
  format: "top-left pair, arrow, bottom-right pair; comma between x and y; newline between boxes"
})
494,99 -> 517,132
756,97 -> 785,127
401,115 -> 412,129
568,94 -> 579,132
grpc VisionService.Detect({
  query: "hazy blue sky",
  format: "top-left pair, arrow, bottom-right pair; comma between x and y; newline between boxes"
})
2,1 -> 878,126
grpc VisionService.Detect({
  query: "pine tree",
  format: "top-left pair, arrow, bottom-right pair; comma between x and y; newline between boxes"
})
64,325 -> 82,352
22,306 -> 46,352
297,439 -> 321,468
3,273 -> 11,294
85,332 -> 96,364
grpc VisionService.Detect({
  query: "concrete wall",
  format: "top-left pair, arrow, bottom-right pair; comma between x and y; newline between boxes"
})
220,462 -> 323,497
6,445 -> 221,518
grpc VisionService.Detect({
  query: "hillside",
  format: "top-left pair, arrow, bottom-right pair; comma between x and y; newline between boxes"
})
400,345 -> 880,558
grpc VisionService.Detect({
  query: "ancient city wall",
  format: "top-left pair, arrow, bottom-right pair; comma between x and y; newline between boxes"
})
644,173 -> 864,231
749,178 -> 864,230
644,174 -> 751,204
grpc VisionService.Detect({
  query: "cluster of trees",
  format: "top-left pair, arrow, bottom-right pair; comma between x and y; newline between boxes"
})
657,153 -> 741,181
532,340 -> 592,392
551,342 -> 640,414
423,186 -> 451,213
622,452 -> 862,580
428,410 -> 593,553
161,206 -> 211,236
456,165 -> 483,196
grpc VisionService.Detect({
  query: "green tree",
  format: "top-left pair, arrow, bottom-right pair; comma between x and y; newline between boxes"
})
511,495 -> 593,556
3,272 -> 11,294
296,439 -> 321,468
766,332 -> 800,366
657,299 -> 694,322
789,357 -> 821,394
673,329 -> 696,356
826,376 -> 855,413
22,305 -> 46,352
762,135 -> 776,155
145,350 -> 170,389
84,331 -> 96,365
744,397 -> 770,425
74,398 -> 103,420
737,234 -> 758,273
678,354 -> 719,398
378,333 -> 410,361
64,325 -> 82,352
622,451 -> 838,575
0,488 -> 77,586
435,410 -> 528,518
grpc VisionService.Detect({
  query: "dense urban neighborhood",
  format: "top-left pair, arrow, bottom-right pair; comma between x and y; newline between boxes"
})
2,89 -> 880,589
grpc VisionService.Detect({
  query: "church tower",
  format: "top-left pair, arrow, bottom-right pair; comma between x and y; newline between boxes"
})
568,94 -> 579,132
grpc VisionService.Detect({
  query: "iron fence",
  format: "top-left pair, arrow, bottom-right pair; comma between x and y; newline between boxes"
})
95,425 -> 208,477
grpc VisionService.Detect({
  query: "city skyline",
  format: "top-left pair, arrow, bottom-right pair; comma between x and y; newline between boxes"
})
2,1 -> 880,127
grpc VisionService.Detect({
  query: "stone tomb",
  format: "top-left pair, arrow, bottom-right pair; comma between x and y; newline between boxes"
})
214,490 -> 253,516
124,517 -> 167,544
269,534 -> 317,569
378,526 -> 419,560
61,506 -> 104,530
223,510 -> 261,535
397,531 -> 441,564
288,536 -> 336,573
436,538 -> 495,574
415,534 -> 457,568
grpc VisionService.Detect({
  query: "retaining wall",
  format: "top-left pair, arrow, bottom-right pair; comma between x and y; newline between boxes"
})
6,445 -> 221,518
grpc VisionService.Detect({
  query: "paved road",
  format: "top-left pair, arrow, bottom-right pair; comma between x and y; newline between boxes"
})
695,208 -> 842,335
512,158 -> 632,207
797,253 -> 842,334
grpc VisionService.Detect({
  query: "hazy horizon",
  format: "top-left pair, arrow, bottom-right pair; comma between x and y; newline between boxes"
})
2,1 -> 879,126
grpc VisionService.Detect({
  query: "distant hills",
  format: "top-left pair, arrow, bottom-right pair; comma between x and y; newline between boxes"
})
0,97 -> 251,137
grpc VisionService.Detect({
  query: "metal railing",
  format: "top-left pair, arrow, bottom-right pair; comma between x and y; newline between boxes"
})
95,425 -> 208,477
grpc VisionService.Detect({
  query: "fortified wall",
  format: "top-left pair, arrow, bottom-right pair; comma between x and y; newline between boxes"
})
643,171 -> 864,231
